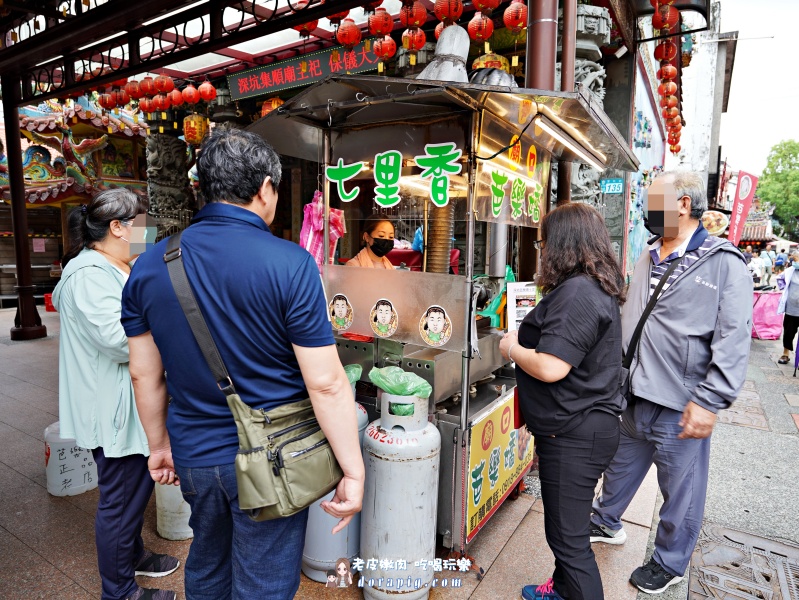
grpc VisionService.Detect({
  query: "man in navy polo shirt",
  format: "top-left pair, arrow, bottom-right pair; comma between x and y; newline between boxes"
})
122,128 -> 364,600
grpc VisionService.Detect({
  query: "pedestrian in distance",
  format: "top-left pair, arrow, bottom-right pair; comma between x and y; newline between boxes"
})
749,249 -> 764,286
776,251 -> 799,365
760,245 -> 774,286
122,127 -> 364,600
590,171 -> 752,595
499,203 -> 626,600
776,248 -> 789,273
53,189 -> 180,600
743,244 -> 753,264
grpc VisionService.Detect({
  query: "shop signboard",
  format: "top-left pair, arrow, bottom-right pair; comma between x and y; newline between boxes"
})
727,171 -> 759,247
228,39 -> 379,101
466,389 -> 535,543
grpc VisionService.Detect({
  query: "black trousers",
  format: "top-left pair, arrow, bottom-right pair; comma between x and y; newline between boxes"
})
784,314 -> 799,351
536,410 -> 621,600
93,448 -> 154,600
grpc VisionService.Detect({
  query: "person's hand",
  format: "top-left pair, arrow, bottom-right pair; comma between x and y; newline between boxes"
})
148,448 -> 180,486
499,330 -> 519,361
678,401 -> 717,439
321,474 -> 364,534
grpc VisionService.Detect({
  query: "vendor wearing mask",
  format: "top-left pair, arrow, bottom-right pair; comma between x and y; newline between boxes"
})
348,215 -> 395,269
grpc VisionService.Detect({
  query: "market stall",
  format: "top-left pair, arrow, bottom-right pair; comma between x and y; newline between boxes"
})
249,74 -> 638,556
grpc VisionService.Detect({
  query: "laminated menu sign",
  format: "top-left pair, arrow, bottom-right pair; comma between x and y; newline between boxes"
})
32,238 -> 46,252
506,282 -> 537,332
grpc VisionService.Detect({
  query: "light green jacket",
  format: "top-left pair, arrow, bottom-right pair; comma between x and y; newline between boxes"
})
52,248 -> 149,457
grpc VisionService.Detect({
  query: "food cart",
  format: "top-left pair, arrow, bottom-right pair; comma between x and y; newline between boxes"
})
249,74 -> 638,554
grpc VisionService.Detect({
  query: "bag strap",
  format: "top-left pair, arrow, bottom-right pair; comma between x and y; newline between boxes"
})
623,256 -> 684,369
164,232 -> 237,396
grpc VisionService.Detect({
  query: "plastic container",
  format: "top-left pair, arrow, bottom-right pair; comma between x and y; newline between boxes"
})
43,293 -> 56,312
155,481 -> 193,540
44,422 -> 98,497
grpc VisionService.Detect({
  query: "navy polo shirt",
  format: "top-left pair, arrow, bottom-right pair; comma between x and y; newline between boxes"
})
122,203 -> 334,467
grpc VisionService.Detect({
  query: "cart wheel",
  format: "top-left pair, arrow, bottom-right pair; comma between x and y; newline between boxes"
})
509,479 -> 526,500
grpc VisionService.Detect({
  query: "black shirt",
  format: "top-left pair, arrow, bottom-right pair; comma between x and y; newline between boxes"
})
516,275 -> 623,436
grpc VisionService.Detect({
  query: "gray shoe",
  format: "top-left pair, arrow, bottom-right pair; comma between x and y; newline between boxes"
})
589,522 -> 627,545
134,550 -> 180,578
126,588 -> 177,600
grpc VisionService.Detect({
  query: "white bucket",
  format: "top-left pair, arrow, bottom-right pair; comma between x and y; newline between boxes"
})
44,422 -> 98,497
155,482 -> 193,540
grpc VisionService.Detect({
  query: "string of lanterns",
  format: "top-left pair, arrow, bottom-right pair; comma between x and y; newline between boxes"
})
651,0 -> 683,155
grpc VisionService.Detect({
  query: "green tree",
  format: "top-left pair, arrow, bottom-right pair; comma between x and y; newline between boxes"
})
757,140 -> 799,239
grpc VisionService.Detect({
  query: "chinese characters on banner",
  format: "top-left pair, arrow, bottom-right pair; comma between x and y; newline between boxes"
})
727,171 -> 759,247
228,40 -> 379,101
467,390 -> 535,542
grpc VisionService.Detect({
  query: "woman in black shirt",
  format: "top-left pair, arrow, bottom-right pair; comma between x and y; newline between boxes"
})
500,203 -> 625,600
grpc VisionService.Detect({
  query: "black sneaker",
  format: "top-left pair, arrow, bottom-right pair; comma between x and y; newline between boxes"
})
134,550 -> 180,578
126,588 -> 177,600
630,558 -> 684,594
589,522 -> 627,545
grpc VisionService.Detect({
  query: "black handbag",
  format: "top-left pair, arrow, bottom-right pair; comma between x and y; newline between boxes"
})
621,257 -> 684,404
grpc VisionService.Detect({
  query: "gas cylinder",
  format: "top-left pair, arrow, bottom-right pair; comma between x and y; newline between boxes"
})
301,397 -> 369,582
360,392 -> 441,600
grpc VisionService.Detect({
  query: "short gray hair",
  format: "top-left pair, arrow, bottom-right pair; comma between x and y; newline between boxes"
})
662,171 -> 707,219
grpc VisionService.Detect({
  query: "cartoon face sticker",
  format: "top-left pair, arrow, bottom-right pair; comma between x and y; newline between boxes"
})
329,294 -> 353,332
419,305 -> 452,347
370,299 -> 398,338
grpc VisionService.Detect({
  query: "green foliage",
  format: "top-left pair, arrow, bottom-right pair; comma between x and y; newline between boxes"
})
758,140 -> 799,239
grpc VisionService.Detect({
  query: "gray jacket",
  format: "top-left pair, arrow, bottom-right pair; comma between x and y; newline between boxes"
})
623,236 -> 752,414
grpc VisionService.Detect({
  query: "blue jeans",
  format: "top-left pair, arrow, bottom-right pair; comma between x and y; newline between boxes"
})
174,463 -> 309,600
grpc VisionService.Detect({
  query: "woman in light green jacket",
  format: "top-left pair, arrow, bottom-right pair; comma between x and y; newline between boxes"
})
53,189 -> 178,600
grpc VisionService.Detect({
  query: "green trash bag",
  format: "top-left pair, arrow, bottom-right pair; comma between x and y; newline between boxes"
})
368,366 -> 432,399
343,364 -> 363,385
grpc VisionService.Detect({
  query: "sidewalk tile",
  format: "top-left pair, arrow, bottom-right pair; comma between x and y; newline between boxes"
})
785,394 -> 799,407
0,424 -> 46,482
53,584 -> 97,600
792,414 -> 799,432
0,527 -> 77,599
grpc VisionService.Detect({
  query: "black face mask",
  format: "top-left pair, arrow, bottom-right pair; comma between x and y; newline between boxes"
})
644,210 -> 665,237
369,237 -> 394,257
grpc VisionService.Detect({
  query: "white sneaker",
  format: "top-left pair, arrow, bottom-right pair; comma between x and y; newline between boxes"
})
589,522 -> 627,545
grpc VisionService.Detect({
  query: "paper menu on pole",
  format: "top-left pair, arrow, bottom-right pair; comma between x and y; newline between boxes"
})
32,239 -> 46,253
507,282 -> 537,331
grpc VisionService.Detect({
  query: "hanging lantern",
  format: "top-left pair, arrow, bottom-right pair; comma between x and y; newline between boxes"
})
662,107 -> 679,119
169,88 -> 184,107
669,144 -> 681,153
468,12 -> 494,42
669,122 -> 683,133
111,88 -> 130,107
657,64 -> 678,81
139,76 -> 156,97
653,41 -> 678,62
183,114 -> 209,146
650,0 -> 675,6
327,9 -> 350,26
657,80 -> 677,96
503,0 -> 527,35
665,115 -> 682,128
473,53 -> 510,72
138,97 -> 155,113
652,5 -> 679,31
668,136 -> 681,145
261,97 -> 284,117
125,80 -> 143,100
198,81 -> 217,102
97,93 -> 116,110
361,1 -> 382,13
152,93 -> 171,111
660,94 -> 678,109
336,18 -> 362,50
291,0 -> 317,38
473,0 -> 500,15
435,21 -> 446,39
182,84 -> 200,105
154,74 -> 174,94
368,7 -> 393,36
400,1 -> 427,28
434,0 -> 463,24
373,34 -> 397,73
402,27 -> 426,52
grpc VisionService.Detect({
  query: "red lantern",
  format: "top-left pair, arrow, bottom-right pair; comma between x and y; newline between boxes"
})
650,0 -> 675,6
652,5 -> 679,31
400,1 -> 427,28
468,12 -> 494,42
125,80 -> 143,100
373,35 -> 397,60
402,28 -> 426,52
112,89 -> 130,107
657,81 -> 677,96
368,7 -> 393,36
669,122 -> 683,133
139,76 -> 156,97
361,1 -> 382,13
654,41 -> 678,62
154,75 -> 174,94
138,97 -> 155,113
474,0 -> 499,14
665,115 -> 682,128
327,9 -> 350,26
669,144 -> 681,153
662,107 -> 679,119
660,95 -> 678,109
435,21 -> 446,39
434,0 -> 463,24
503,0 -> 527,35
261,97 -> 284,117
657,64 -> 678,80
169,88 -> 184,106
668,136 -> 680,145
336,18 -> 362,49
182,84 -> 200,105
97,93 -> 116,110
291,0 -> 317,38
152,94 -> 171,111
198,81 -> 217,102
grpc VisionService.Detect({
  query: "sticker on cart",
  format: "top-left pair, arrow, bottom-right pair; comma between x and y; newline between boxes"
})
419,305 -> 452,347
370,299 -> 398,338
329,294 -> 354,332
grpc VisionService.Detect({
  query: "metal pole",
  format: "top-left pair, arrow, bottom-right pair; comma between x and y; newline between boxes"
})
557,0 -> 577,206
519,0 -> 558,281
322,129 -> 331,273
2,74 -> 47,340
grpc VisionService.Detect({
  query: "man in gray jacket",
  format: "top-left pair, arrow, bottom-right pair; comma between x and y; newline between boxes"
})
589,171 -> 752,594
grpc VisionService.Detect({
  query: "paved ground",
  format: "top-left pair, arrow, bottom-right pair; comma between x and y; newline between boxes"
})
0,305 -> 796,599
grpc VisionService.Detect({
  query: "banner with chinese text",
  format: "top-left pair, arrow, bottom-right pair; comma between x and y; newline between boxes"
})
727,171 -> 759,246
467,390 -> 534,543
228,39 -> 379,101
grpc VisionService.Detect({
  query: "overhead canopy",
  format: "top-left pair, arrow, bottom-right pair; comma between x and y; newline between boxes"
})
248,75 -> 640,173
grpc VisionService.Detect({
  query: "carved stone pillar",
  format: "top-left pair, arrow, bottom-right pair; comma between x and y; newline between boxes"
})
146,133 -> 195,213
